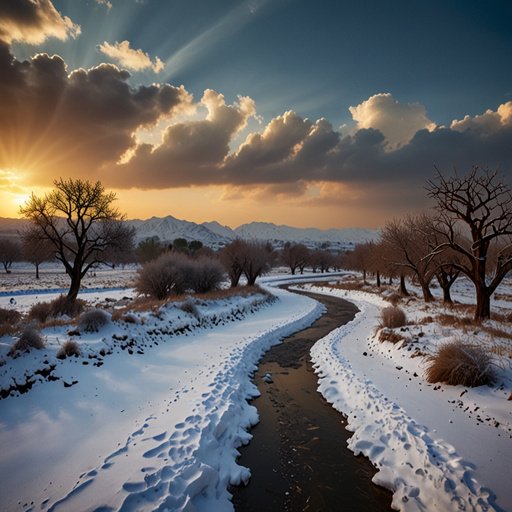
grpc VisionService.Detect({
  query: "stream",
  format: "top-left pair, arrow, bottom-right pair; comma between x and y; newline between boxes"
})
231,287 -> 392,511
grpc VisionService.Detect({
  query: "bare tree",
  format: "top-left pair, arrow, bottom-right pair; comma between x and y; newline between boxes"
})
427,167 -> 512,320
382,213 -> 438,302
281,243 -> 310,275
241,241 -> 272,285
21,227 -> 55,279
0,238 -> 21,273
220,239 -> 246,287
20,178 -> 134,308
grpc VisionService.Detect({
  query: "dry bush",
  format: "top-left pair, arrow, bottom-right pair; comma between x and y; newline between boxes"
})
327,280 -> 366,291
50,295 -> 86,318
9,327 -> 45,354
378,328 -> 404,344
0,307 -> 21,336
29,296 -> 86,323
78,309 -> 110,332
436,314 -> 476,328
187,257 -> 225,293
425,341 -> 496,387
0,308 -> 21,325
56,339 -> 81,359
380,306 -> 407,328
179,298 -> 200,318
28,301 -> 53,323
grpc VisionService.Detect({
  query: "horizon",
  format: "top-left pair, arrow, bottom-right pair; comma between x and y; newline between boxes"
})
1,1 -> 511,228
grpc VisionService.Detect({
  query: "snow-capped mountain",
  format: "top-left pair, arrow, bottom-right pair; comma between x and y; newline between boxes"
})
0,215 -> 379,249
127,216 -> 228,247
232,221 -> 379,247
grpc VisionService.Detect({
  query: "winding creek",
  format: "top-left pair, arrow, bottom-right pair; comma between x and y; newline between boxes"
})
232,287 -> 392,511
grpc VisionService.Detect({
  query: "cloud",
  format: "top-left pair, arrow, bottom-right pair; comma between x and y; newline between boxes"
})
115,90 -> 256,187
450,101 -> 512,134
349,93 -> 436,147
98,40 -> 165,73
0,43 -> 191,183
0,0 -> 80,45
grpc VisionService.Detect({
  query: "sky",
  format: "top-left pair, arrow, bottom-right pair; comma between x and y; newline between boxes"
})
0,0 -> 511,229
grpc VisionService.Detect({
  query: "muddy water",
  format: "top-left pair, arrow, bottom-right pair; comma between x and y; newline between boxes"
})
232,289 -> 392,511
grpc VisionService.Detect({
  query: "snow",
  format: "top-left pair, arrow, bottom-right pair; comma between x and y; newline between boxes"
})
0,268 -> 511,511
0,273 -> 323,511
300,281 -> 512,512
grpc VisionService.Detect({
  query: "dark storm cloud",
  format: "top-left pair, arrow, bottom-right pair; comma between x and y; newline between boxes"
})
0,43 -> 191,182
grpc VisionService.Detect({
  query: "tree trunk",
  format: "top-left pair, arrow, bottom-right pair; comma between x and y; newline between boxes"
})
442,286 -> 452,303
291,267 -> 296,275
362,269 -> 367,283
376,270 -> 381,288
399,274 -> 409,296
66,272 -> 81,305
388,276 -> 393,285
420,281 -> 434,302
474,287 -> 491,321
35,262 -> 40,280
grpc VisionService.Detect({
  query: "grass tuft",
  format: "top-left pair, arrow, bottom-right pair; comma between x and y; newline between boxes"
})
78,309 -> 110,333
9,327 -> 45,355
425,341 -> 495,387
56,339 -> 81,359
380,306 -> 407,328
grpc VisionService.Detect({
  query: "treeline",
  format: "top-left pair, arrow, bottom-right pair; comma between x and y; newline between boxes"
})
342,167 -> 512,321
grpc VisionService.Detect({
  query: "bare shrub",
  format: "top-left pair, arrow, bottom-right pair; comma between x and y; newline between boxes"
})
135,252 -> 189,300
50,295 -> 85,318
28,301 -> 53,323
378,328 -> 404,344
425,341 -> 496,387
111,310 -> 138,324
0,308 -> 22,336
179,298 -> 200,318
79,309 -> 110,332
9,327 -> 45,354
0,308 -> 21,325
56,339 -> 81,359
380,306 -> 407,328
188,257 -> 225,293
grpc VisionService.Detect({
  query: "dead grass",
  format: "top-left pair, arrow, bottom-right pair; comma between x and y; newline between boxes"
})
425,340 -> 496,387
491,311 -> 512,324
0,308 -> 21,337
78,309 -> 110,332
378,328 -> 404,344
380,306 -> 407,328
28,296 -> 86,323
9,327 -> 45,355
435,313 -> 477,329
56,339 -> 81,359
179,298 -> 200,318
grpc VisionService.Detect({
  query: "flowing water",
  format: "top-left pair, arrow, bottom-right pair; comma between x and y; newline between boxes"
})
232,288 -> 392,511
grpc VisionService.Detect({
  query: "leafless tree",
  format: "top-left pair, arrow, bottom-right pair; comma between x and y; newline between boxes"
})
426,167 -> 512,320
281,243 -> 310,275
382,213 -> 438,302
20,178 -> 134,308
241,241 -> 272,285
136,236 -> 165,263
0,238 -> 21,273
21,227 -> 55,279
220,239 -> 246,287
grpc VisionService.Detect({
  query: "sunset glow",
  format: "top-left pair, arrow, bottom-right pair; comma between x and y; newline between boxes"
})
1,0 -> 511,227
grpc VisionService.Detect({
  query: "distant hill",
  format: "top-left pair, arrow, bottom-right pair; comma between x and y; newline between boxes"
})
0,215 -> 379,249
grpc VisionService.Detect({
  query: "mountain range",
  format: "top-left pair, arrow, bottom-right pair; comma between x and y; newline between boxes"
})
0,215 -> 379,250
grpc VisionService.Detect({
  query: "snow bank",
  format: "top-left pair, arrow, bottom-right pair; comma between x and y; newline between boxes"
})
0,285 -> 323,511
306,284 -> 510,512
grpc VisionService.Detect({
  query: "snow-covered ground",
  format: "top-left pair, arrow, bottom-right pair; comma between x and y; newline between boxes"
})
301,277 -> 512,512
0,268 -> 511,511
0,270 -> 325,511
